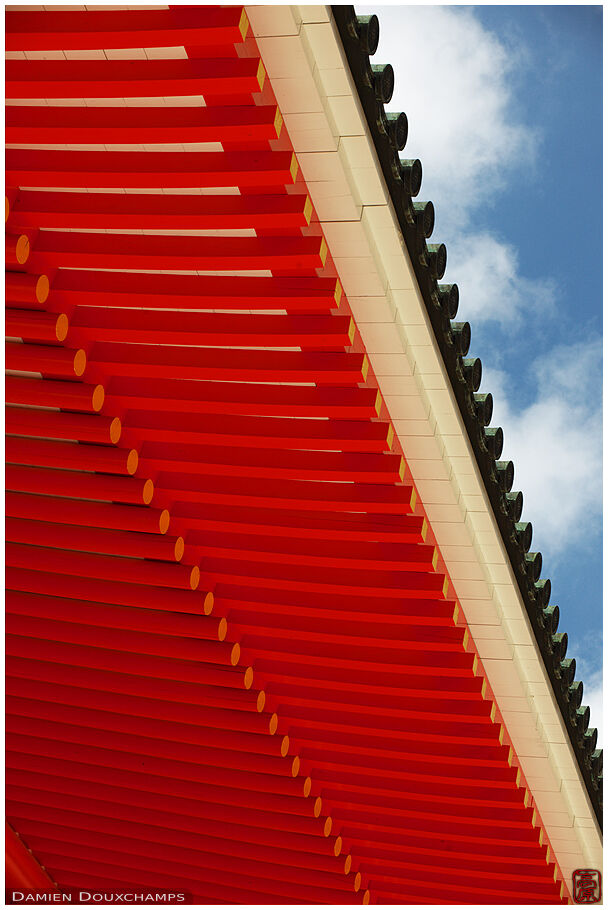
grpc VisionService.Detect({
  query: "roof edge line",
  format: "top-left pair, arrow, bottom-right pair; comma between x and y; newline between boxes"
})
331,3 -> 602,830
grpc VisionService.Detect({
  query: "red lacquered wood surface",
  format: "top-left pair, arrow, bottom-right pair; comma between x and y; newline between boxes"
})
5,4 -> 567,905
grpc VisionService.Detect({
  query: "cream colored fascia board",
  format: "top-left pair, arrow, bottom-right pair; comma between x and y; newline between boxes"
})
246,3 -> 602,884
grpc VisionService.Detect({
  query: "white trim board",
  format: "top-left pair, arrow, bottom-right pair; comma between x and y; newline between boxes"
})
246,2 -> 603,887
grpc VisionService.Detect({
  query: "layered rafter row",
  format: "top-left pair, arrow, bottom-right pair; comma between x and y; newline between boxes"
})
5,4 -> 568,904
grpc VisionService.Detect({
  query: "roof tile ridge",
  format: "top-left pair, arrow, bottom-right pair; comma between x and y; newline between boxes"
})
331,3 -> 602,828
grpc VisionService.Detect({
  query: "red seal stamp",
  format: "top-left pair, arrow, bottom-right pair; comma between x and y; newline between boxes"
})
573,869 -> 602,903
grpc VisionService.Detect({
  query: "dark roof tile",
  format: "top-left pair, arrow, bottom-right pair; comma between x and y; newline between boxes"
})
333,3 -> 602,826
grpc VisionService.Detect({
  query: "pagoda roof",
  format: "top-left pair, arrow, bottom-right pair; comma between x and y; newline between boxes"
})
5,3 -> 602,903
331,4 -> 602,824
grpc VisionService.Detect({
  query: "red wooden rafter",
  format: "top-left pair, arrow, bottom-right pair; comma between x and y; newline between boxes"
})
5,5 -> 568,904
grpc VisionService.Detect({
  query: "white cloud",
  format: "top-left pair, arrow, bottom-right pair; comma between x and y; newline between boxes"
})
481,337 -> 602,555
360,6 -> 602,559
357,2 -> 603,776
585,679 -> 603,748
357,5 -> 549,326
573,660 -> 603,748
362,5 -> 537,228
444,231 -> 556,328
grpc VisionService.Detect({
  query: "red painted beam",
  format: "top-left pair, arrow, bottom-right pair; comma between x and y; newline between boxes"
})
274,702 -> 498,748
313,794 -> 534,839
6,104 -> 282,145
217,597 -> 456,638
6,492 -> 170,536
68,311 -> 352,348
3,5 -> 569,901
6,376 -> 105,413
172,503 -> 428,544
6,713 -> 290,775
6,57 -> 265,99
6,660 -> 263,720
10,190 -> 311,231
6,518 -> 182,562
5,7 -> 250,51
197,551 -> 445,596
236,630 -> 470,674
258,665 -> 483,701
139,444 -> 405,484
7,801 -> 343,871
5,542 -> 199,591
6,407 -> 121,445
6,437 -> 136,476
293,736 -> 512,788
122,413 -> 391,452
6,232 -> 30,268
6,686 -> 279,743
311,768 -> 524,815
5,621 -> 234,669
6,640 -> 251,695
7,790 -> 335,868
6,149 -> 299,190
49,270 -> 339,313
356,853 -> 556,891
5,813 -> 348,878
6,309 -> 67,344
214,584 -> 454,624
294,736 -> 512,783
183,529 -> 434,569
234,666 -> 476,715
6,572 -> 211,620
6,272 -> 50,308
263,678 -> 491,720
223,615 -> 462,655
103,379 -> 380,419
27,231 -> 325,272
344,833 -> 547,876
6,341 -> 86,379
156,475 -> 415,514
366,864 -> 562,904
3,844 -> 368,906
8,768 -> 320,856
12,831 -> 361,903
86,344 -> 368,384
6,464 -> 153,505
236,644 -> 471,687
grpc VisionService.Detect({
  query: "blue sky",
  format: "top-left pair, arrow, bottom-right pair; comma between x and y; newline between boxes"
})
357,4 -> 603,737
